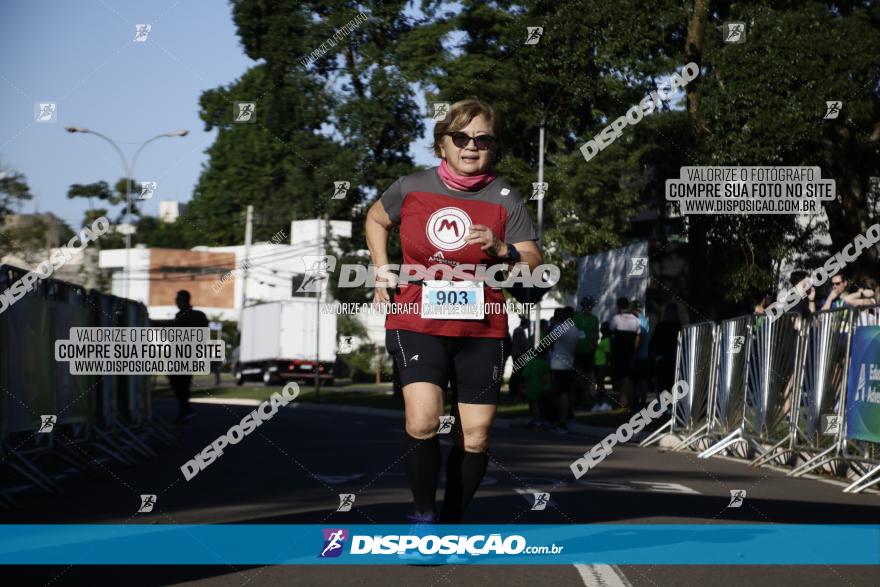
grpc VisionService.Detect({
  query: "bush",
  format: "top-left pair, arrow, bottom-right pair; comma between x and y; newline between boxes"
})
342,343 -> 393,383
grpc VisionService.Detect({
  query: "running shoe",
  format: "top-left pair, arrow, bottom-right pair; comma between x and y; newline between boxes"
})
398,511 -> 439,565
444,552 -> 473,565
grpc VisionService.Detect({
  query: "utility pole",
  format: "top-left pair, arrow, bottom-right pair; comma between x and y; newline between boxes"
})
238,205 -> 253,344
374,344 -> 381,384
313,215 -> 327,400
534,121 -> 545,346
64,127 -> 188,300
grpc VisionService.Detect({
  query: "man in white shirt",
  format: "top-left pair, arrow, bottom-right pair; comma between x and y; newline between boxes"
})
609,297 -> 641,410
549,306 -> 585,432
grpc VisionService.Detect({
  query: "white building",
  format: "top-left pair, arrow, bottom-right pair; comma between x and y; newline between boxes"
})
158,200 -> 188,223
98,218 -> 352,321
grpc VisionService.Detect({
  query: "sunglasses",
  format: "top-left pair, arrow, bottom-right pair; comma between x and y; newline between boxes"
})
446,131 -> 496,150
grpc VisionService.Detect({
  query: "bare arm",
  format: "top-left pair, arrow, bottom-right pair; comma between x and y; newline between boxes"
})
844,288 -> 876,307
466,225 -> 543,270
821,288 -> 839,311
504,240 -> 543,271
365,200 -> 395,304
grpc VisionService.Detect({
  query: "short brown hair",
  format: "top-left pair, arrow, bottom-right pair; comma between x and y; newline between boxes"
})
432,99 -> 498,158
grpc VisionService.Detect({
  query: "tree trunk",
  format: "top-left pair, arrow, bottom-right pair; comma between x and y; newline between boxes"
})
684,0 -> 711,318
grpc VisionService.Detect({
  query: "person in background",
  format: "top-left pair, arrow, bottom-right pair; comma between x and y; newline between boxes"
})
546,308 -> 559,337
168,290 -> 209,424
630,299 -> 650,411
649,303 -> 682,400
609,297 -> 641,411
536,318 -> 554,425
785,270 -> 816,318
548,306 -> 583,433
843,277 -> 877,308
753,292 -> 772,315
535,319 -> 550,346
522,345 -> 552,429
592,322 -> 613,412
573,296 -> 600,410
509,315 -> 530,399
751,292 -> 772,331
822,273 -> 853,310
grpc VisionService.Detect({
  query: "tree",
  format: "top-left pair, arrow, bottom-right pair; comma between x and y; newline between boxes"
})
185,0 -> 879,319
134,215 -> 195,249
679,0 -> 880,313
67,178 -> 142,225
412,0 -> 688,293
0,163 -> 33,223
187,1 -> 422,247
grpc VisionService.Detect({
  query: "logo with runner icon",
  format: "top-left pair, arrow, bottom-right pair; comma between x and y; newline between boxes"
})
336,494 -> 355,512
319,528 -> 349,558
437,415 -> 455,434
426,207 -> 472,252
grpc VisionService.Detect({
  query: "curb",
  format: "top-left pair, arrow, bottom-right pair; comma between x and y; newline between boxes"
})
567,421 -> 620,438
289,402 -> 401,420
184,396 -> 678,443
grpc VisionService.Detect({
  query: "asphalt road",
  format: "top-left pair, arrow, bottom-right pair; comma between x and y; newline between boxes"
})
2,396 -> 878,586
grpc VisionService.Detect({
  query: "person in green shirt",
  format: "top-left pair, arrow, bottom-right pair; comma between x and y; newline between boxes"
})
573,296 -> 600,409
522,346 -> 552,429
592,322 -> 613,412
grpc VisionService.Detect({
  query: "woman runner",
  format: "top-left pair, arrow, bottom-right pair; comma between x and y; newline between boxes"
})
365,99 -> 543,529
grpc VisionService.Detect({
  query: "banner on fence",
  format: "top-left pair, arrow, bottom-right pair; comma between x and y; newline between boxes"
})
845,325 -> 880,443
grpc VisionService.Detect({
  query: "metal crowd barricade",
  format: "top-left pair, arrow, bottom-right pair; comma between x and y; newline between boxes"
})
0,266 -> 63,494
841,305 -> 880,493
48,280 -> 93,441
0,266 -> 62,494
44,279 -> 105,477
781,308 -> 851,475
788,305 -> 880,485
640,321 -> 718,449
744,312 -> 808,467
83,289 -> 134,465
1,263 -> 177,502
698,315 -> 756,459
87,291 -> 158,463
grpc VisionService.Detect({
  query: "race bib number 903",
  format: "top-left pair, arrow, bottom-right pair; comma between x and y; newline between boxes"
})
420,280 -> 485,320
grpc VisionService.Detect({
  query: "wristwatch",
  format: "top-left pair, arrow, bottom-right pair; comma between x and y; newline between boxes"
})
501,243 -> 521,263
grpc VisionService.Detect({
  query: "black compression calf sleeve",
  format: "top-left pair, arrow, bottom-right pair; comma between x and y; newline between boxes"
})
402,432 -> 441,516
440,445 -> 489,523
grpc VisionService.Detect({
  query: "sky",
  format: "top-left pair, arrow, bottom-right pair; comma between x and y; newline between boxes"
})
0,0 -> 435,231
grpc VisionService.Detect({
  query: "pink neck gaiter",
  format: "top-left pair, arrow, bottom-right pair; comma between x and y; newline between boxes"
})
437,158 -> 497,192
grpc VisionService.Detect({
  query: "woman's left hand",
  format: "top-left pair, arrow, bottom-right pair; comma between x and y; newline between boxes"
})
467,224 -> 505,257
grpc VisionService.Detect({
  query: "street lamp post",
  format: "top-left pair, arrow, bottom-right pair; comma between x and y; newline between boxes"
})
65,127 -> 188,299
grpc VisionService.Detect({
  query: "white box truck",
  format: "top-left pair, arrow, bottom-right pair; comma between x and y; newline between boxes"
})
235,300 -> 337,385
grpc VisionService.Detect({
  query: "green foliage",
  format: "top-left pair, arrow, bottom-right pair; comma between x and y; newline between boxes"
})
185,0 -> 879,318
134,215 -> 194,249
343,343 -> 393,383
337,312 -> 369,339
0,164 -> 33,222
67,177 -> 142,227
0,214 -> 75,257
188,0 -> 421,244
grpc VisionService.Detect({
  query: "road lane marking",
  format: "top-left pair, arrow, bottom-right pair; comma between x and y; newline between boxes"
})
575,563 -> 633,586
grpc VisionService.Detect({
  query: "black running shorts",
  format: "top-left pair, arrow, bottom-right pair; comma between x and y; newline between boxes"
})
385,329 -> 508,405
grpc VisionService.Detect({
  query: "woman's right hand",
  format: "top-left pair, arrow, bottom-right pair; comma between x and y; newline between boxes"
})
373,285 -> 391,306
372,265 -> 397,309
